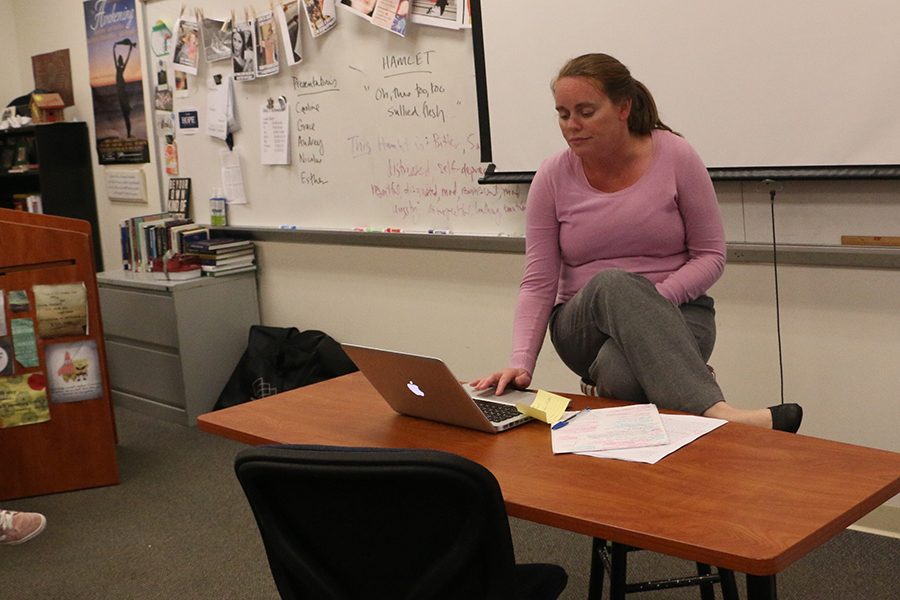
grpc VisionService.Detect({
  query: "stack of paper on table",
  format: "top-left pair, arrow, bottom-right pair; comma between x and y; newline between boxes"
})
551,404 -> 670,454
581,414 -> 726,464
549,403 -> 727,464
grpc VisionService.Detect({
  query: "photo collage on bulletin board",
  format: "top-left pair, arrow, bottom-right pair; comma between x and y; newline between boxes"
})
0,283 -> 102,429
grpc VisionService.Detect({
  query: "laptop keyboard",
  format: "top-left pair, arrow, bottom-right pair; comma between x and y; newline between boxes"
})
473,399 -> 522,423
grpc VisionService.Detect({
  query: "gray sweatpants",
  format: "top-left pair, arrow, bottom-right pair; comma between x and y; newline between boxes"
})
548,269 -> 724,414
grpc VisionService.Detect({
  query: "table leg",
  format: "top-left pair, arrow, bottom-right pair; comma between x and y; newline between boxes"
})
746,574 -> 778,600
609,543 -> 627,600
587,538 -> 606,599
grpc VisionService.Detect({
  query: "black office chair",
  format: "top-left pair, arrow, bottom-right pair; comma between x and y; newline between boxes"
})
235,444 -> 568,600
590,538 -> 739,600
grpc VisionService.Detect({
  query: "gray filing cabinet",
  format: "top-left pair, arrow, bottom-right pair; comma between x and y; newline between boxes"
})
97,271 -> 260,425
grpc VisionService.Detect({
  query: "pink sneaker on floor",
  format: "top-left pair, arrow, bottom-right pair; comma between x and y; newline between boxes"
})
0,510 -> 47,545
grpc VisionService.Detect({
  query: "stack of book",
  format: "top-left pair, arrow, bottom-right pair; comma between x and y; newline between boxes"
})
185,238 -> 256,277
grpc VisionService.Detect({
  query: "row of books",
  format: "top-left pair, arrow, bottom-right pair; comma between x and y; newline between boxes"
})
119,213 -> 209,272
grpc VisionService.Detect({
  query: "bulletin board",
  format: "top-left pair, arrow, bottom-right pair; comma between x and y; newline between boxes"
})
140,1 -> 528,237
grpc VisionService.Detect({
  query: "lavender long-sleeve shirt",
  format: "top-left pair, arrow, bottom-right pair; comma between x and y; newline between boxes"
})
510,130 -> 726,375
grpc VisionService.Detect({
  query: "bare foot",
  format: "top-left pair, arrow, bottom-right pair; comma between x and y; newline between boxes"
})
702,401 -> 773,428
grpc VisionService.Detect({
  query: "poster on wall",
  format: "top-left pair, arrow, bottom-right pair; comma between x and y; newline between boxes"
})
83,0 -> 150,164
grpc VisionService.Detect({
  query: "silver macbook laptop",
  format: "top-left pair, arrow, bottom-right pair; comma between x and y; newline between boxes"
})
342,344 -> 535,433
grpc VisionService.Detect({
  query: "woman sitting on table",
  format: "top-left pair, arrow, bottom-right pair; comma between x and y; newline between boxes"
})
471,53 -> 802,433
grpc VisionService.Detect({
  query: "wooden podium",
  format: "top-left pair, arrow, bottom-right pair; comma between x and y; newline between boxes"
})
0,208 -> 118,500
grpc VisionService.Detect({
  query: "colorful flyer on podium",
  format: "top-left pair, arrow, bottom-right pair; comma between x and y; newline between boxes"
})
45,341 -> 103,404
0,338 -> 14,376
11,318 -> 39,368
0,373 -> 50,428
0,289 -> 6,335
33,283 -> 89,338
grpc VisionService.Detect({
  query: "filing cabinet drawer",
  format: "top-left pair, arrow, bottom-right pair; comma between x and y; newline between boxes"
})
105,340 -> 185,409
99,287 -> 178,347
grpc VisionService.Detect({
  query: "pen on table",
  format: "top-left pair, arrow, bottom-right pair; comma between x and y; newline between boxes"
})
551,408 -> 591,430
279,224 -> 298,230
428,228 -> 451,234
384,227 -> 402,233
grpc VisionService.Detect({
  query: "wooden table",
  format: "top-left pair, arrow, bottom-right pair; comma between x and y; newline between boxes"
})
198,372 -> 900,600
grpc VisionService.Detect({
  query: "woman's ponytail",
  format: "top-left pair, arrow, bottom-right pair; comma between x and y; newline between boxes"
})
629,79 -> 674,135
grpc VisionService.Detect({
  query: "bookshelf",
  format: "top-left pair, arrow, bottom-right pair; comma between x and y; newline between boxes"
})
0,122 -> 103,271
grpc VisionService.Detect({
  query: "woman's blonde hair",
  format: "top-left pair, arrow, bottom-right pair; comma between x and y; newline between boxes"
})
554,53 -> 675,135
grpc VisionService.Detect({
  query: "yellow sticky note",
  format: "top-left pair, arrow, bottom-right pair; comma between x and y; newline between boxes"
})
516,389 -> 571,425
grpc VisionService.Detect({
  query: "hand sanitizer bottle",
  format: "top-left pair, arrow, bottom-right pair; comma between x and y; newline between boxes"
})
209,189 -> 228,227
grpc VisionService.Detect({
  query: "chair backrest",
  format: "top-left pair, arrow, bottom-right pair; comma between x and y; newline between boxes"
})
234,444 -> 520,600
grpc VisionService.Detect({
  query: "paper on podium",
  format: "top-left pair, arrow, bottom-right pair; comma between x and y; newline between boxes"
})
551,404 -> 669,454
516,389 -> 570,424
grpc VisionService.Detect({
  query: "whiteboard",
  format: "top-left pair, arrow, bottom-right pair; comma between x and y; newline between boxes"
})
476,1 -> 900,173
141,1 -> 528,235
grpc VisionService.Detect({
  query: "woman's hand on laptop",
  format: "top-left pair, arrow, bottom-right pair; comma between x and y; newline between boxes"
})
469,368 -> 531,396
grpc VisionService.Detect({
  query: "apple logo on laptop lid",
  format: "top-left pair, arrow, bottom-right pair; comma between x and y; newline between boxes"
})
407,381 -> 425,397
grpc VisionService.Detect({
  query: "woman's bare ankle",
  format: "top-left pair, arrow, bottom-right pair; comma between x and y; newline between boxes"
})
703,401 -> 773,428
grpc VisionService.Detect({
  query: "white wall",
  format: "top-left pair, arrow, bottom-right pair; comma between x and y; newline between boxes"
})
0,0 -> 24,100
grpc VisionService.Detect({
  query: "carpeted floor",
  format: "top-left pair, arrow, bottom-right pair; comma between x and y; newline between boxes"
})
1,407 -> 897,599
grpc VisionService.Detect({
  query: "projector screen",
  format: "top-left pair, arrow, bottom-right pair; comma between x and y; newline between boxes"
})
474,1 -> 900,175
